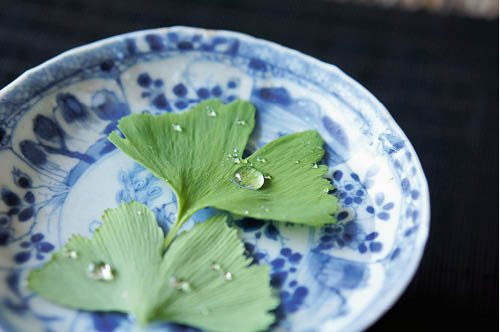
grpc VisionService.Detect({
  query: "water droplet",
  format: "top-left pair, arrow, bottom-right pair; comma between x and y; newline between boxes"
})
233,148 -> 238,153
224,272 -> 233,280
312,163 -> 318,169
294,160 -> 300,164
323,188 -> 330,193
232,166 -> 264,190
88,262 -> 114,281
264,174 -> 272,180
207,108 -> 217,117
64,249 -> 78,259
210,262 -> 221,271
235,119 -> 246,125
244,210 -> 249,215
171,124 -> 183,132
170,277 -> 191,292
256,156 -> 267,163
232,157 -> 241,164
137,211 -> 142,215
261,205 -> 270,212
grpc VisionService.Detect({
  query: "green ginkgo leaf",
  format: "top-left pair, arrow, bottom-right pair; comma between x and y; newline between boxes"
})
28,201 -> 278,332
108,99 -> 338,249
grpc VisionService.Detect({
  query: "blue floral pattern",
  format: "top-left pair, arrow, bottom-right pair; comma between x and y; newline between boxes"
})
0,27 -> 429,332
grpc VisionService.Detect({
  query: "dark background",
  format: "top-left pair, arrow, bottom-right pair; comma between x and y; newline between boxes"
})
0,0 -> 498,330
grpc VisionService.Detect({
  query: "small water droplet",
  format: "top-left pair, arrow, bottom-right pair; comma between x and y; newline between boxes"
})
210,262 -> 221,271
88,262 -> 114,281
207,108 -> 217,117
264,174 -> 272,180
224,272 -> 233,280
244,210 -> 249,215
232,157 -> 241,164
294,160 -> 300,164
323,188 -> 330,193
316,145 -> 322,149
137,211 -> 142,215
256,156 -> 267,163
312,163 -> 318,169
261,205 -> 270,212
64,249 -> 78,259
232,166 -> 264,190
171,124 -> 183,132
233,148 -> 238,153
235,119 -> 246,125
170,277 -> 191,292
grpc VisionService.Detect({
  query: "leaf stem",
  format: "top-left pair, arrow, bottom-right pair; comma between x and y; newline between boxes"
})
162,222 -> 182,252
162,204 -> 195,252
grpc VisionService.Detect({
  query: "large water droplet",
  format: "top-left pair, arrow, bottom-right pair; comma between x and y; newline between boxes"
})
88,262 -> 114,281
232,166 -> 264,190
171,124 -> 183,132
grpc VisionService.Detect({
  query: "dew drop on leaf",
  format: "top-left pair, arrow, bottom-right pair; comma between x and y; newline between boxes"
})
171,124 -> 183,132
207,108 -> 217,117
63,249 -> 78,259
232,166 -> 265,191
88,262 -> 114,281
170,277 -> 191,292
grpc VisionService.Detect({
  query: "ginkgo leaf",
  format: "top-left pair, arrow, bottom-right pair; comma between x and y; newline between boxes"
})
28,201 -> 278,332
108,99 -> 338,248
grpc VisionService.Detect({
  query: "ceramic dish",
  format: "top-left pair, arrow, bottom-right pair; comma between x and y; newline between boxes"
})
0,26 -> 429,332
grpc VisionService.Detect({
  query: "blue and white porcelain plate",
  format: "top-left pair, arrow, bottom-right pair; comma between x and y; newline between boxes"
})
0,27 -> 429,332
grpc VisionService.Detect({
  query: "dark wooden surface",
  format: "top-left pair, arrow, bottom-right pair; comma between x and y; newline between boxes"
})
0,0 -> 498,330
